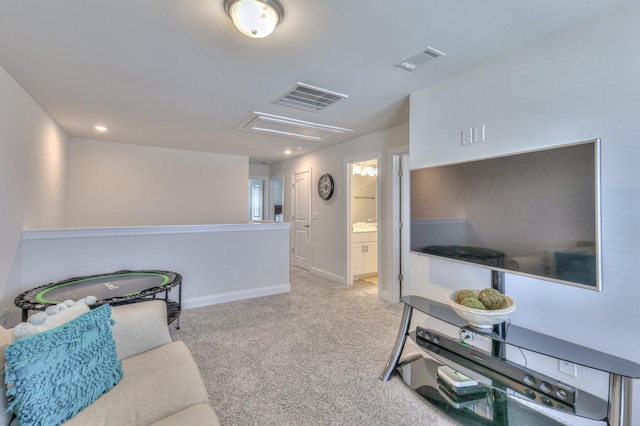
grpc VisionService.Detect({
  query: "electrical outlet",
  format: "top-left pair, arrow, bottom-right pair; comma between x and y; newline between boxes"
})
229,270 -> 237,280
461,128 -> 473,145
559,360 -> 578,377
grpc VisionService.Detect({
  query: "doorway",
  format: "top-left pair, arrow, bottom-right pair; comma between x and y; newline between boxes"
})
347,156 -> 379,293
248,178 -> 266,221
269,174 -> 284,222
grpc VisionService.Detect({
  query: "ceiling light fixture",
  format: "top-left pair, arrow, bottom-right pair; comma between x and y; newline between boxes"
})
353,163 -> 377,176
94,125 -> 108,132
223,0 -> 284,39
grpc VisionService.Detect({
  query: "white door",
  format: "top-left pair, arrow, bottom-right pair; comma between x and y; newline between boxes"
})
292,170 -> 311,270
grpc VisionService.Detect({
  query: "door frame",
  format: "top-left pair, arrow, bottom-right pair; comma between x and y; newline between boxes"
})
291,167 -> 312,270
345,152 -> 381,287
390,150 -> 409,302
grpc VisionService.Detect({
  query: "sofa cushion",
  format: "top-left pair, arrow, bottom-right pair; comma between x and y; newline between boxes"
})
109,300 -> 172,361
151,404 -> 220,425
63,341 -> 211,425
4,304 -> 123,426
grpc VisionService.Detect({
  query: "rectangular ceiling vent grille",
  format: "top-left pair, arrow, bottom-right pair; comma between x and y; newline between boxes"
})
395,46 -> 446,72
237,112 -> 353,141
273,83 -> 348,113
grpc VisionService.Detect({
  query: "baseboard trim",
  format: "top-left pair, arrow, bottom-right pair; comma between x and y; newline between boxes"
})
310,267 -> 345,284
182,284 -> 291,309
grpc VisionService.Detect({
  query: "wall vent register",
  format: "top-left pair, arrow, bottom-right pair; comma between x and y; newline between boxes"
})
395,46 -> 446,72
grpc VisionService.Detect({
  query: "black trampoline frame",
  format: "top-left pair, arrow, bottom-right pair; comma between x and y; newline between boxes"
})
14,269 -> 182,328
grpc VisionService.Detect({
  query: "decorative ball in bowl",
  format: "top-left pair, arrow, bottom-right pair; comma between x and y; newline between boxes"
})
447,289 -> 516,331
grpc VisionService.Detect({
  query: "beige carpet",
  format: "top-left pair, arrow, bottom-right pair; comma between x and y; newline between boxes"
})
171,267 -> 460,426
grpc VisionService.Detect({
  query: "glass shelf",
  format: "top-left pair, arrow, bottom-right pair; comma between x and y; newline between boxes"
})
397,355 -> 580,425
406,331 -> 608,422
402,295 -> 640,378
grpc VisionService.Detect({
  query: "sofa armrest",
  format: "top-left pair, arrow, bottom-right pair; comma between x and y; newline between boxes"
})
110,300 -> 172,360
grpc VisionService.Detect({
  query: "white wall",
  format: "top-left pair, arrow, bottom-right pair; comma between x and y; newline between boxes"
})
66,138 -> 248,227
249,162 -> 269,177
408,2 -> 640,422
270,124 -> 408,302
6,223 -> 290,326
0,65 -> 68,308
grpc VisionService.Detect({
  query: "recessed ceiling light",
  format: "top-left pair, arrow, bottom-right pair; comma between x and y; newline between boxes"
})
94,125 -> 108,132
284,150 -> 292,155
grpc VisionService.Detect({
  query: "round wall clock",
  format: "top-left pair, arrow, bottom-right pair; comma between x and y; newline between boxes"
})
318,173 -> 334,200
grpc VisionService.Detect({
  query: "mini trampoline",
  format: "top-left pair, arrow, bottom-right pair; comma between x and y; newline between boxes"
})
15,270 -> 182,327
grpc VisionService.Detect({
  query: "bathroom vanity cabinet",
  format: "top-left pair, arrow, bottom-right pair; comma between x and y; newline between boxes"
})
351,230 -> 378,276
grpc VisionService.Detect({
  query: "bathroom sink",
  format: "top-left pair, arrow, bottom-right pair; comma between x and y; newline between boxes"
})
353,222 -> 377,232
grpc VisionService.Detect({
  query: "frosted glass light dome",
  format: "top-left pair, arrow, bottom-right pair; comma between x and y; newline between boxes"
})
225,0 -> 284,39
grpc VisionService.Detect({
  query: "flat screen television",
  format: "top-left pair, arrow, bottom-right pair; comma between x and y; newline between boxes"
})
410,139 -> 601,290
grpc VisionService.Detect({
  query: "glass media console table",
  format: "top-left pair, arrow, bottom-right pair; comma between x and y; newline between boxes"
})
380,295 -> 640,426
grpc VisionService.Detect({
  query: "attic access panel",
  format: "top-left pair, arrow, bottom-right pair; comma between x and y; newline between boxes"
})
238,112 -> 353,141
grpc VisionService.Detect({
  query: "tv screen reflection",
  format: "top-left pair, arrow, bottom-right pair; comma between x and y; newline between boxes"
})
410,140 -> 600,290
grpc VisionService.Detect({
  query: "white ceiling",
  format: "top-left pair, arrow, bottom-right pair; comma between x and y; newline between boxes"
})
0,1 -> 633,163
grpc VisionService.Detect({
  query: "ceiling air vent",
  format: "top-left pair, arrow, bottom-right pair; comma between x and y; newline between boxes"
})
273,83 -> 348,113
395,46 -> 446,72
237,112 -> 353,141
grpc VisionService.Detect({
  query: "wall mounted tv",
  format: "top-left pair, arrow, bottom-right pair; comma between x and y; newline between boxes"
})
410,139 -> 601,291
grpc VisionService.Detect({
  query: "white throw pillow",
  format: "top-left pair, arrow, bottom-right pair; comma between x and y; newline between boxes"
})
12,296 -> 97,341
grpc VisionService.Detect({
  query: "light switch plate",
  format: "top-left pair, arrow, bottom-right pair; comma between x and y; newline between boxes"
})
473,125 -> 485,143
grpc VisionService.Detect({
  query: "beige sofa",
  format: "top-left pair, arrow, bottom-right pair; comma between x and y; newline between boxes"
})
0,300 -> 220,425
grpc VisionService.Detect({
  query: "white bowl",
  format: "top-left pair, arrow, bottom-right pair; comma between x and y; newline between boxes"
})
447,290 -> 516,331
